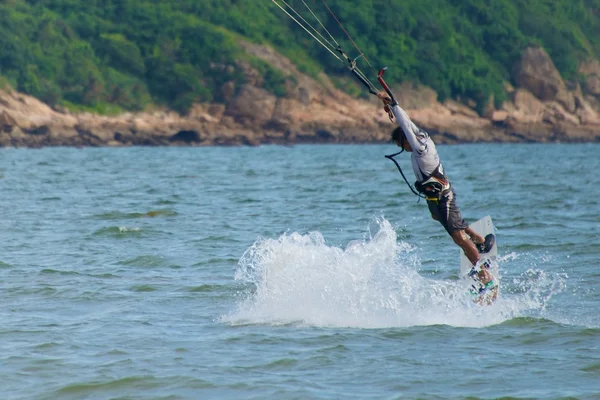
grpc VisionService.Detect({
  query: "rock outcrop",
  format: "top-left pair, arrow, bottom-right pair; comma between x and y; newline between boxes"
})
0,44 -> 599,147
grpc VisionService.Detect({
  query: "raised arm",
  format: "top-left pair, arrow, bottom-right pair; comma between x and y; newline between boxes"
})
376,91 -> 426,152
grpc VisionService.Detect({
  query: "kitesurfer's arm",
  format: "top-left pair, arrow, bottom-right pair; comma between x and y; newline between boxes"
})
376,91 -> 425,152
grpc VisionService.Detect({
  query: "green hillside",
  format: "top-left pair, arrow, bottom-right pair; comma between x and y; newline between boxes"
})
1,0 -> 599,114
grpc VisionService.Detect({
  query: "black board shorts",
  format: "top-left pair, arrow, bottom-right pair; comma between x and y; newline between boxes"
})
427,188 -> 469,235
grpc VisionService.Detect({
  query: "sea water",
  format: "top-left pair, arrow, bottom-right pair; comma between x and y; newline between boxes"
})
0,143 -> 598,399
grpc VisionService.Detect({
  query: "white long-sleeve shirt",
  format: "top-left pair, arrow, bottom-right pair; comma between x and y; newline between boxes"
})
390,104 -> 447,184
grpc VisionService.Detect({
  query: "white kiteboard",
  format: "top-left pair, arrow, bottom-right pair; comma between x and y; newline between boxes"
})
460,215 -> 499,304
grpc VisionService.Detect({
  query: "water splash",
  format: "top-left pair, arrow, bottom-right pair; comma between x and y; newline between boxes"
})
224,218 -> 567,328
499,252 -> 569,319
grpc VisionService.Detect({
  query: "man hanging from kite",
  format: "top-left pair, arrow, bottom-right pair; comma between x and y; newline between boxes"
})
376,88 -> 497,301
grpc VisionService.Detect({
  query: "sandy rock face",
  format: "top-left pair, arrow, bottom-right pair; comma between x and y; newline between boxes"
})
225,85 -> 277,127
579,59 -> 600,96
514,47 -> 576,113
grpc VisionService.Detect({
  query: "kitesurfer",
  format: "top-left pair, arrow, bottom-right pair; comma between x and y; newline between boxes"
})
377,90 -> 496,298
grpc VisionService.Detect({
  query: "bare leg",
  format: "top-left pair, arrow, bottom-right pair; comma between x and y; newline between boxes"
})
450,230 -> 493,284
465,226 -> 484,245
451,230 -> 480,265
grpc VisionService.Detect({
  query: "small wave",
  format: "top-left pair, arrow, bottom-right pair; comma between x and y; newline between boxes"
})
93,209 -> 178,220
33,342 -> 61,350
157,199 -> 178,205
498,316 -> 557,328
130,284 -> 157,292
581,363 -> 600,373
55,376 -> 160,395
118,255 -> 167,268
94,226 -> 142,237
50,376 -> 217,399
579,327 -> 600,336
231,196 -> 260,204
5,286 -> 58,296
39,268 -> 81,277
105,349 -> 129,356
185,284 -> 226,293
263,358 -> 299,369
193,235 -> 231,244
87,272 -> 119,279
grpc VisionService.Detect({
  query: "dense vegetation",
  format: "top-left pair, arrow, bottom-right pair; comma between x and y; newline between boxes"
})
1,0 -> 599,114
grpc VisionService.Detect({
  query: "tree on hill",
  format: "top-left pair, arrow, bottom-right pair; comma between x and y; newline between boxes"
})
0,0 -> 599,114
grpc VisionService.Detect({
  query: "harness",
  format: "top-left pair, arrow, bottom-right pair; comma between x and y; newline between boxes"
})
384,152 -> 451,202
414,164 -> 451,202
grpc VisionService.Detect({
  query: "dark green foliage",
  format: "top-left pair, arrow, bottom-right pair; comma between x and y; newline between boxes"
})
0,0 -> 599,114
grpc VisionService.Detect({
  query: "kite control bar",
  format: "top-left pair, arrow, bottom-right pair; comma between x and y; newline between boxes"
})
378,68 -> 397,106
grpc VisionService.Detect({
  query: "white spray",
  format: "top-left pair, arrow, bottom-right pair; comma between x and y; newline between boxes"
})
225,218 -> 565,328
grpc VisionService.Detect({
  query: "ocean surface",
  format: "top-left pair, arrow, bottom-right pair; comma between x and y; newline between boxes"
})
0,143 -> 599,400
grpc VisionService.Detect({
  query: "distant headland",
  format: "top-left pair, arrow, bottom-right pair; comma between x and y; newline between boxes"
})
1,45 -> 599,148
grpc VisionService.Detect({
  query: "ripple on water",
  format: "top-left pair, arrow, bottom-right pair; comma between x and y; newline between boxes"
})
183,284 -> 227,293
49,376 -> 217,399
55,376 -> 162,395
580,363 -> 600,373
93,226 -> 143,237
117,255 -> 168,268
92,209 -> 178,220
498,316 -> 558,328
39,268 -> 82,277
5,286 -> 58,296
130,284 -> 158,292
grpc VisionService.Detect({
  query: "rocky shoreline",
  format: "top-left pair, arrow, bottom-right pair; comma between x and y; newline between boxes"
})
1,45 -> 599,148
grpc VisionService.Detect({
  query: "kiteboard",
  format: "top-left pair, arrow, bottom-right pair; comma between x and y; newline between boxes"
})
460,215 -> 499,304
